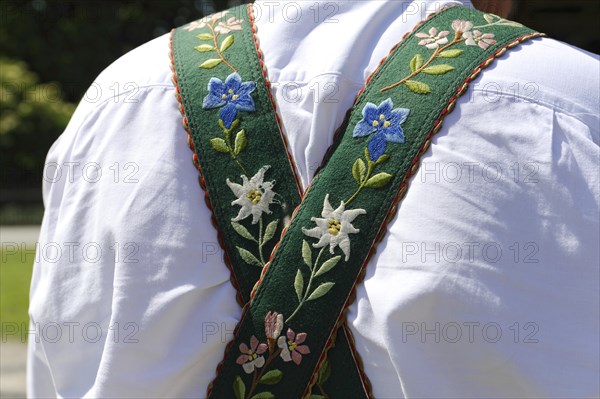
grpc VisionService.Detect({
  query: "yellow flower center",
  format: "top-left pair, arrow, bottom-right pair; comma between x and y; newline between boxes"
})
221,94 -> 227,99
327,219 -> 341,236
228,89 -> 234,94
374,114 -> 390,128
288,341 -> 297,351
232,94 -> 239,100
247,189 -> 262,204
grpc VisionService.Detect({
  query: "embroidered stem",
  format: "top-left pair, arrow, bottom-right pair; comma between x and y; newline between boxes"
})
245,348 -> 282,399
286,247 -> 326,324
221,122 -> 249,176
258,217 -> 267,265
473,19 -> 509,30
345,160 -> 375,206
380,33 -> 465,93
316,382 -> 330,399
207,22 -> 238,73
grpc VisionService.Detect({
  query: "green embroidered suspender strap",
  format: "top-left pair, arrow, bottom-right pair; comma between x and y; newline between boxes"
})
170,4 -> 372,398
172,4 -> 542,399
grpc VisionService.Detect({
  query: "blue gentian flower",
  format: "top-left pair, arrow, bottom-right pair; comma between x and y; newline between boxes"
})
367,132 -> 387,162
353,98 -> 410,143
203,72 -> 256,129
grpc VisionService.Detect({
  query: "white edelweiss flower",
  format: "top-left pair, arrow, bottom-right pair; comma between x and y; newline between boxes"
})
302,194 -> 366,261
226,166 -> 276,224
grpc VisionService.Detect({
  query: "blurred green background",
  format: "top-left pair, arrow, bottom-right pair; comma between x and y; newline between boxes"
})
1,0 -> 599,226
1,0 -> 232,225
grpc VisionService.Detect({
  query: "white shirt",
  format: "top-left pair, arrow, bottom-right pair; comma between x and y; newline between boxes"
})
28,1 -> 600,398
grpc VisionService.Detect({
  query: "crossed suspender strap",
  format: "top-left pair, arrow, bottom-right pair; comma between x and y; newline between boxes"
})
170,4 -> 371,398
170,4 -> 541,398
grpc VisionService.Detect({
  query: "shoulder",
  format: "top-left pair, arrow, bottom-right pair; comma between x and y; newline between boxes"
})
474,36 -> 599,130
76,32 -> 175,113
48,32 -> 178,168
43,31 -> 186,207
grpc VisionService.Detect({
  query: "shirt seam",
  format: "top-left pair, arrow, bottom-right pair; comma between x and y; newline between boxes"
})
470,88 -> 599,128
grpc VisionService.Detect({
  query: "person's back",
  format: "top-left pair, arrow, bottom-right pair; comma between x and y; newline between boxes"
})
28,1 -> 599,397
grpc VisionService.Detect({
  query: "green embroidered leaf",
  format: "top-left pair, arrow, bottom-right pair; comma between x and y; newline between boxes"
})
315,255 -> 341,277
309,396 -> 325,399
483,13 -> 495,24
199,58 -> 222,69
238,247 -> 262,267
259,369 -> 283,385
422,64 -> 455,75
438,49 -> 463,58
195,44 -> 214,53
352,158 -> 366,184
196,33 -> 213,40
233,376 -> 245,399
262,220 -> 279,244
229,119 -> 240,132
210,138 -> 229,153
234,129 -> 247,155
499,20 -> 524,27
307,282 -> 335,301
374,154 -> 390,165
409,53 -> 424,72
231,221 -> 256,242
316,359 -> 331,385
294,269 -> 304,302
220,118 -> 240,133
364,172 -> 393,188
404,80 -> 431,94
220,35 -> 235,52
250,393 -> 275,399
302,240 -> 312,269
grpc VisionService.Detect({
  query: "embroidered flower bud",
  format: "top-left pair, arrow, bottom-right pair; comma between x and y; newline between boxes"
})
265,311 -> 284,352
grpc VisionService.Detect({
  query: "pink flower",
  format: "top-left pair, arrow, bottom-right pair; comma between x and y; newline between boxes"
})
277,328 -> 310,365
215,17 -> 243,34
182,11 -> 230,31
183,20 -> 205,32
236,335 -> 268,374
415,27 -> 450,49
451,19 -> 473,34
463,30 -> 497,50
